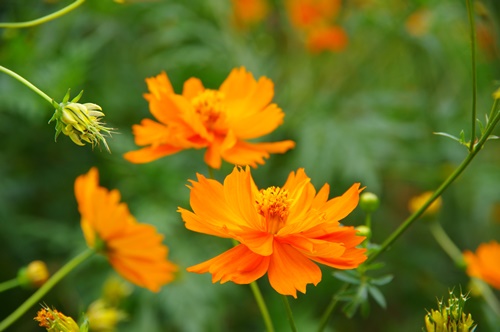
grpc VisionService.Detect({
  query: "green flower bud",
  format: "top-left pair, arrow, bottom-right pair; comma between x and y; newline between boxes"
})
49,90 -> 113,152
424,290 -> 476,332
359,192 -> 380,213
355,225 -> 371,238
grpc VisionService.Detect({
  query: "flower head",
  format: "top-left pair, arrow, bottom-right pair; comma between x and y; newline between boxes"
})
306,25 -> 348,53
231,0 -> 269,28
124,67 -> 295,169
178,167 -> 367,297
34,306 -> 80,332
49,90 -> 113,152
424,290 -> 476,332
286,0 -> 340,29
75,168 -> 177,292
463,241 -> 500,290
17,260 -> 49,288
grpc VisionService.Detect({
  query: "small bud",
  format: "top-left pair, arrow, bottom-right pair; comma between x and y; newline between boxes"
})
408,191 -> 442,217
424,290 -> 476,332
355,225 -> 371,238
34,305 -> 80,332
102,276 -> 133,306
493,87 -> 500,100
17,260 -> 49,289
86,299 -> 127,332
49,90 -> 113,152
359,192 -> 380,213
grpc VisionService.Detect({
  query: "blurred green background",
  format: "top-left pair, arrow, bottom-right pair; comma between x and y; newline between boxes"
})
1,0 -> 500,331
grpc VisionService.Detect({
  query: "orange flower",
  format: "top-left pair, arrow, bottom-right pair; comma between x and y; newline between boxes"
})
124,67 -> 295,169
306,25 -> 348,53
463,241 -> 500,290
178,167 -> 367,297
286,0 -> 341,29
231,0 -> 269,28
75,168 -> 177,292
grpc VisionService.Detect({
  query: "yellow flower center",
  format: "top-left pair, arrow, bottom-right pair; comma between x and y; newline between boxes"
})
255,186 -> 291,234
191,89 -> 225,128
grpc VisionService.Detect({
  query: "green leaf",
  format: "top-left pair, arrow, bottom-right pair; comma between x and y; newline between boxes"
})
333,271 -> 361,284
368,285 -> 387,309
371,274 -> 394,286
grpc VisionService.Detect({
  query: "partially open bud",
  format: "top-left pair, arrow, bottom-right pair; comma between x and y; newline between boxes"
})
424,290 -> 476,332
17,260 -> 49,289
34,305 -> 80,332
359,192 -> 380,213
49,90 -> 113,152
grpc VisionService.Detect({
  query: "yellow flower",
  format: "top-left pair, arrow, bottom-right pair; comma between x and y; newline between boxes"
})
18,260 -> 49,288
424,290 -> 475,332
179,166 -> 366,297
86,299 -> 126,332
124,67 -> 295,169
408,191 -> 442,217
463,241 -> 500,290
75,167 -> 177,292
34,306 -> 80,332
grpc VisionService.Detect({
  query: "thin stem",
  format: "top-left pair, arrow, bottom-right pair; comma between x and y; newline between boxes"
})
317,283 -> 349,332
471,278 -> 500,317
366,108 -> 500,265
0,249 -> 94,331
207,165 -> 214,179
0,65 -> 53,104
466,0 -> 477,151
0,0 -> 86,29
428,221 -> 465,267
281,295 -> 297,332
250,281 -> 275,332
0,279 -> 20,293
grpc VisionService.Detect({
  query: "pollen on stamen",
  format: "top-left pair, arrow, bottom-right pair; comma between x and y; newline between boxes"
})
255,186 -> 292,221
191,89 -> 226,128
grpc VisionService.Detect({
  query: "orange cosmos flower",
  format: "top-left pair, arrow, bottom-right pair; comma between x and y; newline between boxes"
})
231,0 -> 269,28
75,168 -> 177,292
463,241 -> 500,290
286,0 -> 341,29
124,67 -> 295,169
178,166 -> 367,298
306,25 -> 348,53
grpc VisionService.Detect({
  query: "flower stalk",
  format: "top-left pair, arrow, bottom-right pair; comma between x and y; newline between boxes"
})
0,0 -> 86,29
0,65 -> 53,104
250,281 -> 275,332
466,0 -> 477,150
0,279 -> 20,293
0,249 -> 95,332
428,221 -> 465,268
281,295 -> 297,332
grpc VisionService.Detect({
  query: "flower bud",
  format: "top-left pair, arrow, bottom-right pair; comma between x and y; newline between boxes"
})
86,299 -> 127,332
355,225 -> 371,238
102,276 -> 133,306
424,290 -> 476,332
49,90 -> 113,152
17,260 -> 49,289
359,192 -> 380,213
34,305 -> 80,332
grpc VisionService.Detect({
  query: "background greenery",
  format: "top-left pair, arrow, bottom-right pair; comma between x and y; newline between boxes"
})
1,0 -> 499,331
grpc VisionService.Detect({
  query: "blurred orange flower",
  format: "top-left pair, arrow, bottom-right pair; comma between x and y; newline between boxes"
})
75,168 -> 177,292
463,241 -> 500,290
231,0 -> 269,28
306,25 -> 348,53
124,67 -> 295,169
286,0 -> 340,29
179,166 -> 367,297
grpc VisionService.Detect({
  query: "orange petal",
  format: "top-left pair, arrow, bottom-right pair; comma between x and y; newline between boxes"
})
267,241 -> 321,298
322,183 -> 362,221
220,139 -> 295,168
187,244 -> 270,284
144,72 -> 174,100
228,104 -> 285,140
124,145 -> 183,163
130,119 -> 170,146
311,246 -> 367,270
182,77 -> 205,101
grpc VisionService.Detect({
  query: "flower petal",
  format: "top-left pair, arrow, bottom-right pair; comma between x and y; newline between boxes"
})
182,77 -> 205,101
187,244 -> 270,284
220,139 -> 295,168
123,145 -> 183,164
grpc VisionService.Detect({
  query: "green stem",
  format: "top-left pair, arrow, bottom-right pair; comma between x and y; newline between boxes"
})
366,108 -> 500,265
466,0 -> 477,150
0,249 -> 94,331
317,283 -> 349,332
0,279 -> 20,293
207,165 -> 215,179
470,278 -> 500,317
0,65 -> 53,104
429,221 -> 465,267
0,0 -> 86,29
250,281 -> 275,332
281,295 -> 297,332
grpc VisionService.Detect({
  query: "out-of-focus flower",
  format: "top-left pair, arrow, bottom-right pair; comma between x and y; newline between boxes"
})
34,306 -> 80,332
306,25 -> 348,53
75,168 -> 177,292
86,299 -> 126,332
124,67 -> 295,169
231,0 -> 269,28
408,191 -> 442,217
286,0 -> 340,29
405,8 -> 433,37
17,260 -> 49,288
463,241 -> 500,289
179,166 -> 367,298
49,90 -> 113,152
101,276 -> 133,307
424,290 -> 476,332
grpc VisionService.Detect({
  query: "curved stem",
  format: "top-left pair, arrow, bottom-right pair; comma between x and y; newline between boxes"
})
0,0 -> 86,29
317,283 -> 349,332
0,279 -> 20,293
466,0 -> 477,150
470,278 -> 500,317
366,109 -> 500,265
0,249 -> 94,331
250,281 -> 275,332
0,65 -> 53,104
429,221 -> 465,267
281,295 -> 297,332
